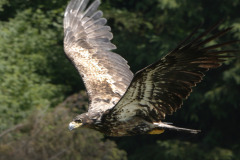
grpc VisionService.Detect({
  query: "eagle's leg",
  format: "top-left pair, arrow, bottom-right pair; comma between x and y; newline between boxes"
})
148,129 -> 165,135
152,122 -> 201,134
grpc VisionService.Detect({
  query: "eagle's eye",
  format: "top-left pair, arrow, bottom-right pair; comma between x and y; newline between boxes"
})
75,119 -> 82,123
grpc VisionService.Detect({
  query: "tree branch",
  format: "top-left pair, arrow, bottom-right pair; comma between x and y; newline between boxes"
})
0,123 -> 25,138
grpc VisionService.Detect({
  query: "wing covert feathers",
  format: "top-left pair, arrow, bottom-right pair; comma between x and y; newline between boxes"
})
104,22 -> 238,122
64,0 -> 133,114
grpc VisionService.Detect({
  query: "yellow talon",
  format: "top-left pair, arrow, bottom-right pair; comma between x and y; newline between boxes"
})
148,129 -> 165,135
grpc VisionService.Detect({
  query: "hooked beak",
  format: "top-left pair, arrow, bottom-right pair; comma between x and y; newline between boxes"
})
68,121 -> 82,131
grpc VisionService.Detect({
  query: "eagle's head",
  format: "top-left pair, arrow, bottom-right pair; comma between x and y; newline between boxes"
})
68,113 -> 93,130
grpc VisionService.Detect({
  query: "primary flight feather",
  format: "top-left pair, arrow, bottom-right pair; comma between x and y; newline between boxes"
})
64,0 -> 238,136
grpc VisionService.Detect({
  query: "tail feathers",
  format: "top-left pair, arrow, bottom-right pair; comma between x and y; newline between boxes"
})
154,122 -> 201,134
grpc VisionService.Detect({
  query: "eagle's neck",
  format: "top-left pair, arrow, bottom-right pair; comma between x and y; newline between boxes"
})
87,111 -> 102,122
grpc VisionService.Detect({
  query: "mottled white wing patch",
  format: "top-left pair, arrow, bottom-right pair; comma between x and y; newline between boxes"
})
108,67 -> 167,122
64,0 -> 133,113
68,46 -> 114,83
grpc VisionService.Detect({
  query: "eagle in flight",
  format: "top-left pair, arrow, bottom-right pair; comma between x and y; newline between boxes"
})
65,0 -> 237,136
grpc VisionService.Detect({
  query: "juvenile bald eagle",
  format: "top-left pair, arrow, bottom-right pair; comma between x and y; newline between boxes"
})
65,0 -> 238,136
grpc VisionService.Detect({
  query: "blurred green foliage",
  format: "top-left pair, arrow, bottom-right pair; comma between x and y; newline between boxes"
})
128,140 -> 235,160
0,0 -> 8,12
0,93 -> 127,160
0,0 -> 240,159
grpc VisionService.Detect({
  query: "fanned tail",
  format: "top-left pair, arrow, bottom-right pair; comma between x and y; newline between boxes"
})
154,122 -> 201,134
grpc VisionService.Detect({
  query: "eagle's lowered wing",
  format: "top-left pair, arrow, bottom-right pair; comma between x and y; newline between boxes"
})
103,21 -> 238,122
64,0 -> 133,113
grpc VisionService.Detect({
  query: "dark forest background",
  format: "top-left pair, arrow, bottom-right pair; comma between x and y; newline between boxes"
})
0,0 -> 240,159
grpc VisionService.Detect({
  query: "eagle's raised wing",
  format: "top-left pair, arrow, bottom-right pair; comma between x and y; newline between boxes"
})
64,0 -> 133,113
103,21 -> 238,122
